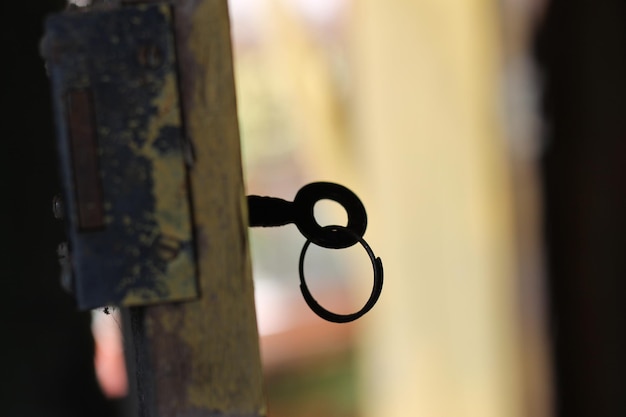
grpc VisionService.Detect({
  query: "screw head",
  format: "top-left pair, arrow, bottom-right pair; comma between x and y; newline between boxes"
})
52,194 -> 64,219
154,235 -> 181,261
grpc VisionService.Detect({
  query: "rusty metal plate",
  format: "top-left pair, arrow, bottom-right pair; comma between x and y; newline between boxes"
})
42,5 -> 198,309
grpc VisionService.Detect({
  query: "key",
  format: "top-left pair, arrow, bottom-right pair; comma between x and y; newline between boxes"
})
299,225 -> 384,323
247,182 -> 367,249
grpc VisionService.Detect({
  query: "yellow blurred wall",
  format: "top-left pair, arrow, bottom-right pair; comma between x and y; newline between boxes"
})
350,1 -> 525,416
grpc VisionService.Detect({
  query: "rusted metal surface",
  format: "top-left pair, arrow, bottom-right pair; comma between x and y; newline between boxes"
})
42,4 -> 198,309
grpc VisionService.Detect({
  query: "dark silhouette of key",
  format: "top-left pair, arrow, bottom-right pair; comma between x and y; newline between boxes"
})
248,181 -> 383,323
247,182 -> 367,249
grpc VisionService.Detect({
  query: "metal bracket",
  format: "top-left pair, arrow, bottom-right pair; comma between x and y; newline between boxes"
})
41,4 -> 198,309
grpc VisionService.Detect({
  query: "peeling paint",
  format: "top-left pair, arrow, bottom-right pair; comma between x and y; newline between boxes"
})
43,4 -> 198,309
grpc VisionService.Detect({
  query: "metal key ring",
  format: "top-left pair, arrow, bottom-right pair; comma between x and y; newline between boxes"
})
293,182 -> 367,249
299,226 -> 383,323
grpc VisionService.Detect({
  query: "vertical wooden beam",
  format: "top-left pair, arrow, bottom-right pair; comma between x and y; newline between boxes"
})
128,1 -> 265,416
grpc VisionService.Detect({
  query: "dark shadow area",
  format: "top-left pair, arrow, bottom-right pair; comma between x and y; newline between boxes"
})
535,1 -> 626,416
1,2 -> 120,416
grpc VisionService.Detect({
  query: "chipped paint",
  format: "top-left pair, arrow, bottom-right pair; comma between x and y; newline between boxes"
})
125,1 -> 266,416
43,4 -> 198,309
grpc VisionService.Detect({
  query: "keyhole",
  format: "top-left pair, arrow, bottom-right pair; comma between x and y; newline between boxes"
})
313,199 -> 348,227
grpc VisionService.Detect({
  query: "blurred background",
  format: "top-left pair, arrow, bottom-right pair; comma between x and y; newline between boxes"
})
4,0 -> 626,416
232,1 -> 549,416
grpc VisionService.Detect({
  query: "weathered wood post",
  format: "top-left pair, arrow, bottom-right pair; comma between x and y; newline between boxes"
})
126,1 -> 266,415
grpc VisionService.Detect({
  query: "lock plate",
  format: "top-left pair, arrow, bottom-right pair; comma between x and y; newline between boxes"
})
42,5 -> 198,309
